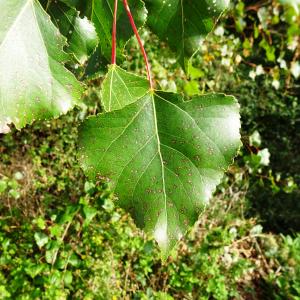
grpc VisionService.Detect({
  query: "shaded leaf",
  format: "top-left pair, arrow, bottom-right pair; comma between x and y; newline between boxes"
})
47,1 -> 99,64
78,69 -> 240,256
144,0 -> 230,67
80,0 -> 147,78
0,0 -> 83,133
83,45 -> 110,80
59,0 -> 81,8
89,0 -> 147,62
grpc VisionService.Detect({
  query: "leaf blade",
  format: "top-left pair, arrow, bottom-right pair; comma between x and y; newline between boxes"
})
78,69 -> 241,256
101,65 -> 149,111
144,0 -> 230,67
0,0 -> 83,133
47,2 -> 99,64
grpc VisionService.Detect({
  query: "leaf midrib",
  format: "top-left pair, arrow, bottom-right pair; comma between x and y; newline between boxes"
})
151,94 -> 168,231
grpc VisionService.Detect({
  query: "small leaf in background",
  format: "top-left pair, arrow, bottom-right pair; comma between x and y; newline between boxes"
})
33,217 -> 47,230
58,0 -> 81,9
63,271 -> 73,285
78,68 -> 241,256
34,232 -> 49,248
291,61 -> 300,79
50,224 -> 63,238
249,130 -> 262,147
84,181 -> 95,194
45,241 -> 60,264
8,189 -> 20,199
25,263 -> 46,279
14,172 -> 24,181
279,0 -> 300,15
83,206 -> 98,226
258,148 -> 271,166
0,0 -> 83,133
68,252 -> 81,267
184,81 -> 200,96
0,180 -> 7,194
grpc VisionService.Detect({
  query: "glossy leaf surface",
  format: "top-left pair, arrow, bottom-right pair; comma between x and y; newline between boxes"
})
144,0 -> 230,67
0,0 -> 83,133
47,2 -> 98,64
78,69 -> 241,256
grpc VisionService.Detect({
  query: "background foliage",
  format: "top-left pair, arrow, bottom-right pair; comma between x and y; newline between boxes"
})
0,0 -> 300,299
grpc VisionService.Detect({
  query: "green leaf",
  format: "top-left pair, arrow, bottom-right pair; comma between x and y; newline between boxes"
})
144,0 -> 230,67
34,232 -> 49,248
47,2 -> 99,64
83,206 -> 98,226
0,0 -> 83,133
80,0 -> 147,78
64,271 -> 73,285
101,65 -> 149,111
0,180 -> 7,194
78,69 -> 241,256
89,0 -> 147,62
59,0 -> 81,8
25,263 -> 46,278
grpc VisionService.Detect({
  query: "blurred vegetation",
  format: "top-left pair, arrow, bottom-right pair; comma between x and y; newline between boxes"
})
0,0 -> 300,299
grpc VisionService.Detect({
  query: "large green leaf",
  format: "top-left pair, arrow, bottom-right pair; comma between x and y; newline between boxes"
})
47,1 -> 98,64
0,0 -> 83,133
144,0 -> 230,67
78,69 -> 240,256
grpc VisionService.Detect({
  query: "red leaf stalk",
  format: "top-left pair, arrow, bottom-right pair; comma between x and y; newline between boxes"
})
111,0 -> 118,64
122,0 -> 154,89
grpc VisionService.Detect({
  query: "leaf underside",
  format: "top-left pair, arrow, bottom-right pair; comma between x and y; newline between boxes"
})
0,0 -> 83,133
144,0 -> 230,67
78,68 -> 241,256
101,65 -> 150,111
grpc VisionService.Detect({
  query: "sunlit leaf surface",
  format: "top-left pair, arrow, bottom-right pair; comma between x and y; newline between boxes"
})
0,0 -> 83,133
78,68 -> 241,256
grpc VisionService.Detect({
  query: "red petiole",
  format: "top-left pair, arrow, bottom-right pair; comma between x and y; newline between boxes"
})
111,0 -> 118,65
111,0 -> 154,89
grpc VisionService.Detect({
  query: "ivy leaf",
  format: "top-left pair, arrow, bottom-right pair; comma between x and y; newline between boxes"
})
78,69 -> 241,256
47,2 -> 99,64
144,0 -> 230,67
101,65 -> 149,111
0,0 -> 83,133
34,232 -> 49,249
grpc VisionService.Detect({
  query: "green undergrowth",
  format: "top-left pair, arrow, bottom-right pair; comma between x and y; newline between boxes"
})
1,0 -> 300,298
0,111 -> 299,299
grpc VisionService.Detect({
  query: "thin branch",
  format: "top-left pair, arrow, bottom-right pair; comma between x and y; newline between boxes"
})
111,0 -> 118,65
122,0 -> 154,90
